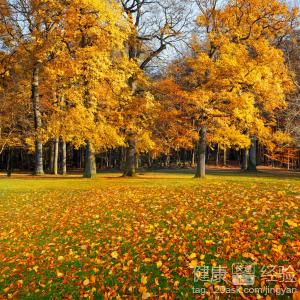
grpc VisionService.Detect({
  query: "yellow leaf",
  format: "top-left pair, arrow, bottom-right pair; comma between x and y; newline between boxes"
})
83,278 -> 89,286
189,259 -> 198,268
141,275 -> 148,285
156,260 -> 162,268
95,258 -> 104,264
111,251 -> 118,259
58,256 -> 64,262
286,220 -> 298,228
189,253 -> 197,259
33,266 -> 39,272
56,270 -> 64,278
142,291 -> 151,299
205,240 -> 214,245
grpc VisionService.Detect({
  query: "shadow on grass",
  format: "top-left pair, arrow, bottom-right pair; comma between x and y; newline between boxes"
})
1,167 -> 299,181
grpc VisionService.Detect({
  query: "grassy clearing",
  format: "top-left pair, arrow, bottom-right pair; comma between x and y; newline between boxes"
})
0,171 -> 299,299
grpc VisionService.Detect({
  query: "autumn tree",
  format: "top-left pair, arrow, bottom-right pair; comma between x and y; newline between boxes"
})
47,0 -> 134,178
120,0 -> 193,176
152,77 -> 198,163
280,28 -> 300,149
0,53 -> 32,175
0,0 -> 134,177
182,0 -> 296,177
0,0 -> 67,175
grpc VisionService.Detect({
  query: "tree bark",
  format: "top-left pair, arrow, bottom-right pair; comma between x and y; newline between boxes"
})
248,136 -> 257,171
165,154 -> 170,168
123,133 -> 136,177
191,149 -> 195,166
6,148 -> 12,177
53,138 -> 59,175
60,139 -> 67,175
147,153 -> 152,168
195,127 -> 207,178
50,141 -> 54,173
223,148 -> 227,166
83,141 -> 96,178
216,144 -> 219,166
241,148 -> 249,170
32,64 -> 44,175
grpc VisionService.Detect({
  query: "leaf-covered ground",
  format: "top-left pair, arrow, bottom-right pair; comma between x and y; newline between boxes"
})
0,171 -> 299,299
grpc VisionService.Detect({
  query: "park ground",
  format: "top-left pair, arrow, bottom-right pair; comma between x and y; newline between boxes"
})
0,169 -> 299,299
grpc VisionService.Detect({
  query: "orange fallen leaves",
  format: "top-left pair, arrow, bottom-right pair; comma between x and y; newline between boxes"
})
0,178 -> 299,298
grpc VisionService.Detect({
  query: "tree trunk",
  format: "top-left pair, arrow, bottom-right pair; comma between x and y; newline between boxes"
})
34,141 -> 44,175
195,127 -> 207,178
50,142 -> 54,173
223,148 -> 227,166
53,138 -> 59,175
136,154 -> 139,169
165,154 -> 170,168
83,141 -> 96,178
176,151 -> 181,166
241,148 -> 249,170
32,64 -> 44,175
123,133 -> 136,177
60,139 -> 67,175
191,149 -> 195,166
147,153 -> 152,168
216,144 -> 219,166
6,148 -> 12,177
248,136 -> 257,171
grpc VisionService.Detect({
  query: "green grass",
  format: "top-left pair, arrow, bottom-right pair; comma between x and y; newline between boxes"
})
0,170 -> 299,299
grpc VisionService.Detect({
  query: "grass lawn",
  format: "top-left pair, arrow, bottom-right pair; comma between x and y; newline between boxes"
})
0,170 -> 299,299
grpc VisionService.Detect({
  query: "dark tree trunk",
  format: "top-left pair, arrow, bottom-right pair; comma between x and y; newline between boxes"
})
32,64 -> 44,175
223,148 -> 227,166
248,136 -> 257,171
50,141 -> 54,173
165,154 -> 170,168
6,148 -> 12,177
147,153 -> 152,168
216,144 -> 219,166
195,127 -> 207,178
176,151 -> 180,166
123,133 -> 136,177
136,154 -> 139,169
119,147 -> 125,170
83,141 -> 96,178
241,148 -> 249,170
53,138 -> 59,175
60,139 -> 67,175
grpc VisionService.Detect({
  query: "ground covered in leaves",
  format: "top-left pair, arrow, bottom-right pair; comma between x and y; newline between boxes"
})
0,171 -> 299,299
